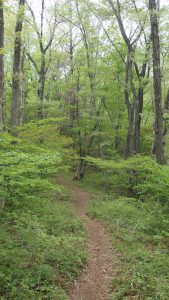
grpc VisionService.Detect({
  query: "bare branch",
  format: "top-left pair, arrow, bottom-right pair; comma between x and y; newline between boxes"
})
108,0 -> 131,49
26,52 -> 40,75
26,1 -> 44,52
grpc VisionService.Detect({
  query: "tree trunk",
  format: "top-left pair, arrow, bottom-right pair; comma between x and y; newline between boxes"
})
164,88 -> 169,111
0,0 -> 5,131
19,45 -> 25,125
124,56 -> 135,158
11,0 -> 25,130
149,0 -> 164,164
74,133 -> 86,180
114,123 -> 121,151
125,104 -> 134,158
133,63 -> 147,153
37,53 -> 45,119
27,0 -> 57,120
163,87 -> 169,138
68,0 -> 77,127
133,87 -> 143,153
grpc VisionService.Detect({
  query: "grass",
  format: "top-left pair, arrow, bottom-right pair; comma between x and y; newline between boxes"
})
0,187 -> 87,300
81,172 -> 169,300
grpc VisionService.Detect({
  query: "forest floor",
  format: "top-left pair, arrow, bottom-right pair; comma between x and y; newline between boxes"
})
57,177 -> 119,300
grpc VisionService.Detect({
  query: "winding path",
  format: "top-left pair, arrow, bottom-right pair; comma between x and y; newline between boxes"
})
57,178 -> 118,300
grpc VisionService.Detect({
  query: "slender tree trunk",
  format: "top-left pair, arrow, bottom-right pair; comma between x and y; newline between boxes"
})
68,0 -> 77,127
108,0 -> 150,156
133,87 -> 143,153
164,88 -> 169,111
114,123 -> 121,151
0,0 -> 5,131
74,102 -> 102,180
163,87 -> 169,137
125,104 -> 134,158
74,132 -> 86,180
27,0 -> 57,120
149,0 -> 164,164
37,53 -> 45,119
76,1 -> 97,115
11,0 -> 25,129
124,56 -> 135,158
133,63 -> 147,153
19,45 -> 25,125
74,2 -> 98,179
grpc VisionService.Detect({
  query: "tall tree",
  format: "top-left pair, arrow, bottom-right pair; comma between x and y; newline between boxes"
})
0,0 -> 5,131
149,0 -> 164,164
106,0 -> 150,157
11,0 -> 26,129
66,0 -> 77,127
74,1 -> 102,179
27,0 -> 58,119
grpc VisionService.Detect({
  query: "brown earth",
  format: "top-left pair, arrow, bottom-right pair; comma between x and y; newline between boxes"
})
57,177 -> 119,300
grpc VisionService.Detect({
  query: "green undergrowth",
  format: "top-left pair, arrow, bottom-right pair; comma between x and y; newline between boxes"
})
82,164 -> 169,300
88,193 -> 169,299
85,155 -> 169,204
0,122 -> 87,300
0,191 -> 87,300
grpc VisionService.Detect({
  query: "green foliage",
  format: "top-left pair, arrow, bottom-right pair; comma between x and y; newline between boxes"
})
0,123 -> 87,299
82,155 -> 169,299
0,141 -> 61,209
88,194 -> 169,299
0,197 -> 86,299
0,119 -> 74,210
85,155 -> 169,204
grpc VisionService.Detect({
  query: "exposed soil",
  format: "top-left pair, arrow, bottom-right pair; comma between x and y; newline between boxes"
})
57,177 -> 118,300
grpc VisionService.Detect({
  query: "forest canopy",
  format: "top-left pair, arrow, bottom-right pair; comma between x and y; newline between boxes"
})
0,0 -> 169,167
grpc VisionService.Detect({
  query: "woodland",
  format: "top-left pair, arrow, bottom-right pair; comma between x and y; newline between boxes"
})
0,0 -> 169,299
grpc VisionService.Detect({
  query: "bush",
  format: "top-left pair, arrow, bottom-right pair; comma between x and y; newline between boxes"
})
86,155 -> 169,205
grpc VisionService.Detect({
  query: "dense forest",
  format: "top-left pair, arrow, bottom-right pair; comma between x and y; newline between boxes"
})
0,0 -> 169,299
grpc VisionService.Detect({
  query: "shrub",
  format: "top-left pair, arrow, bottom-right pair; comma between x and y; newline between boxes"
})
85,155 -> 169,205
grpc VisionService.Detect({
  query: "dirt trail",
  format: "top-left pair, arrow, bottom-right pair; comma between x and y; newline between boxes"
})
57,177 -> 118,300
